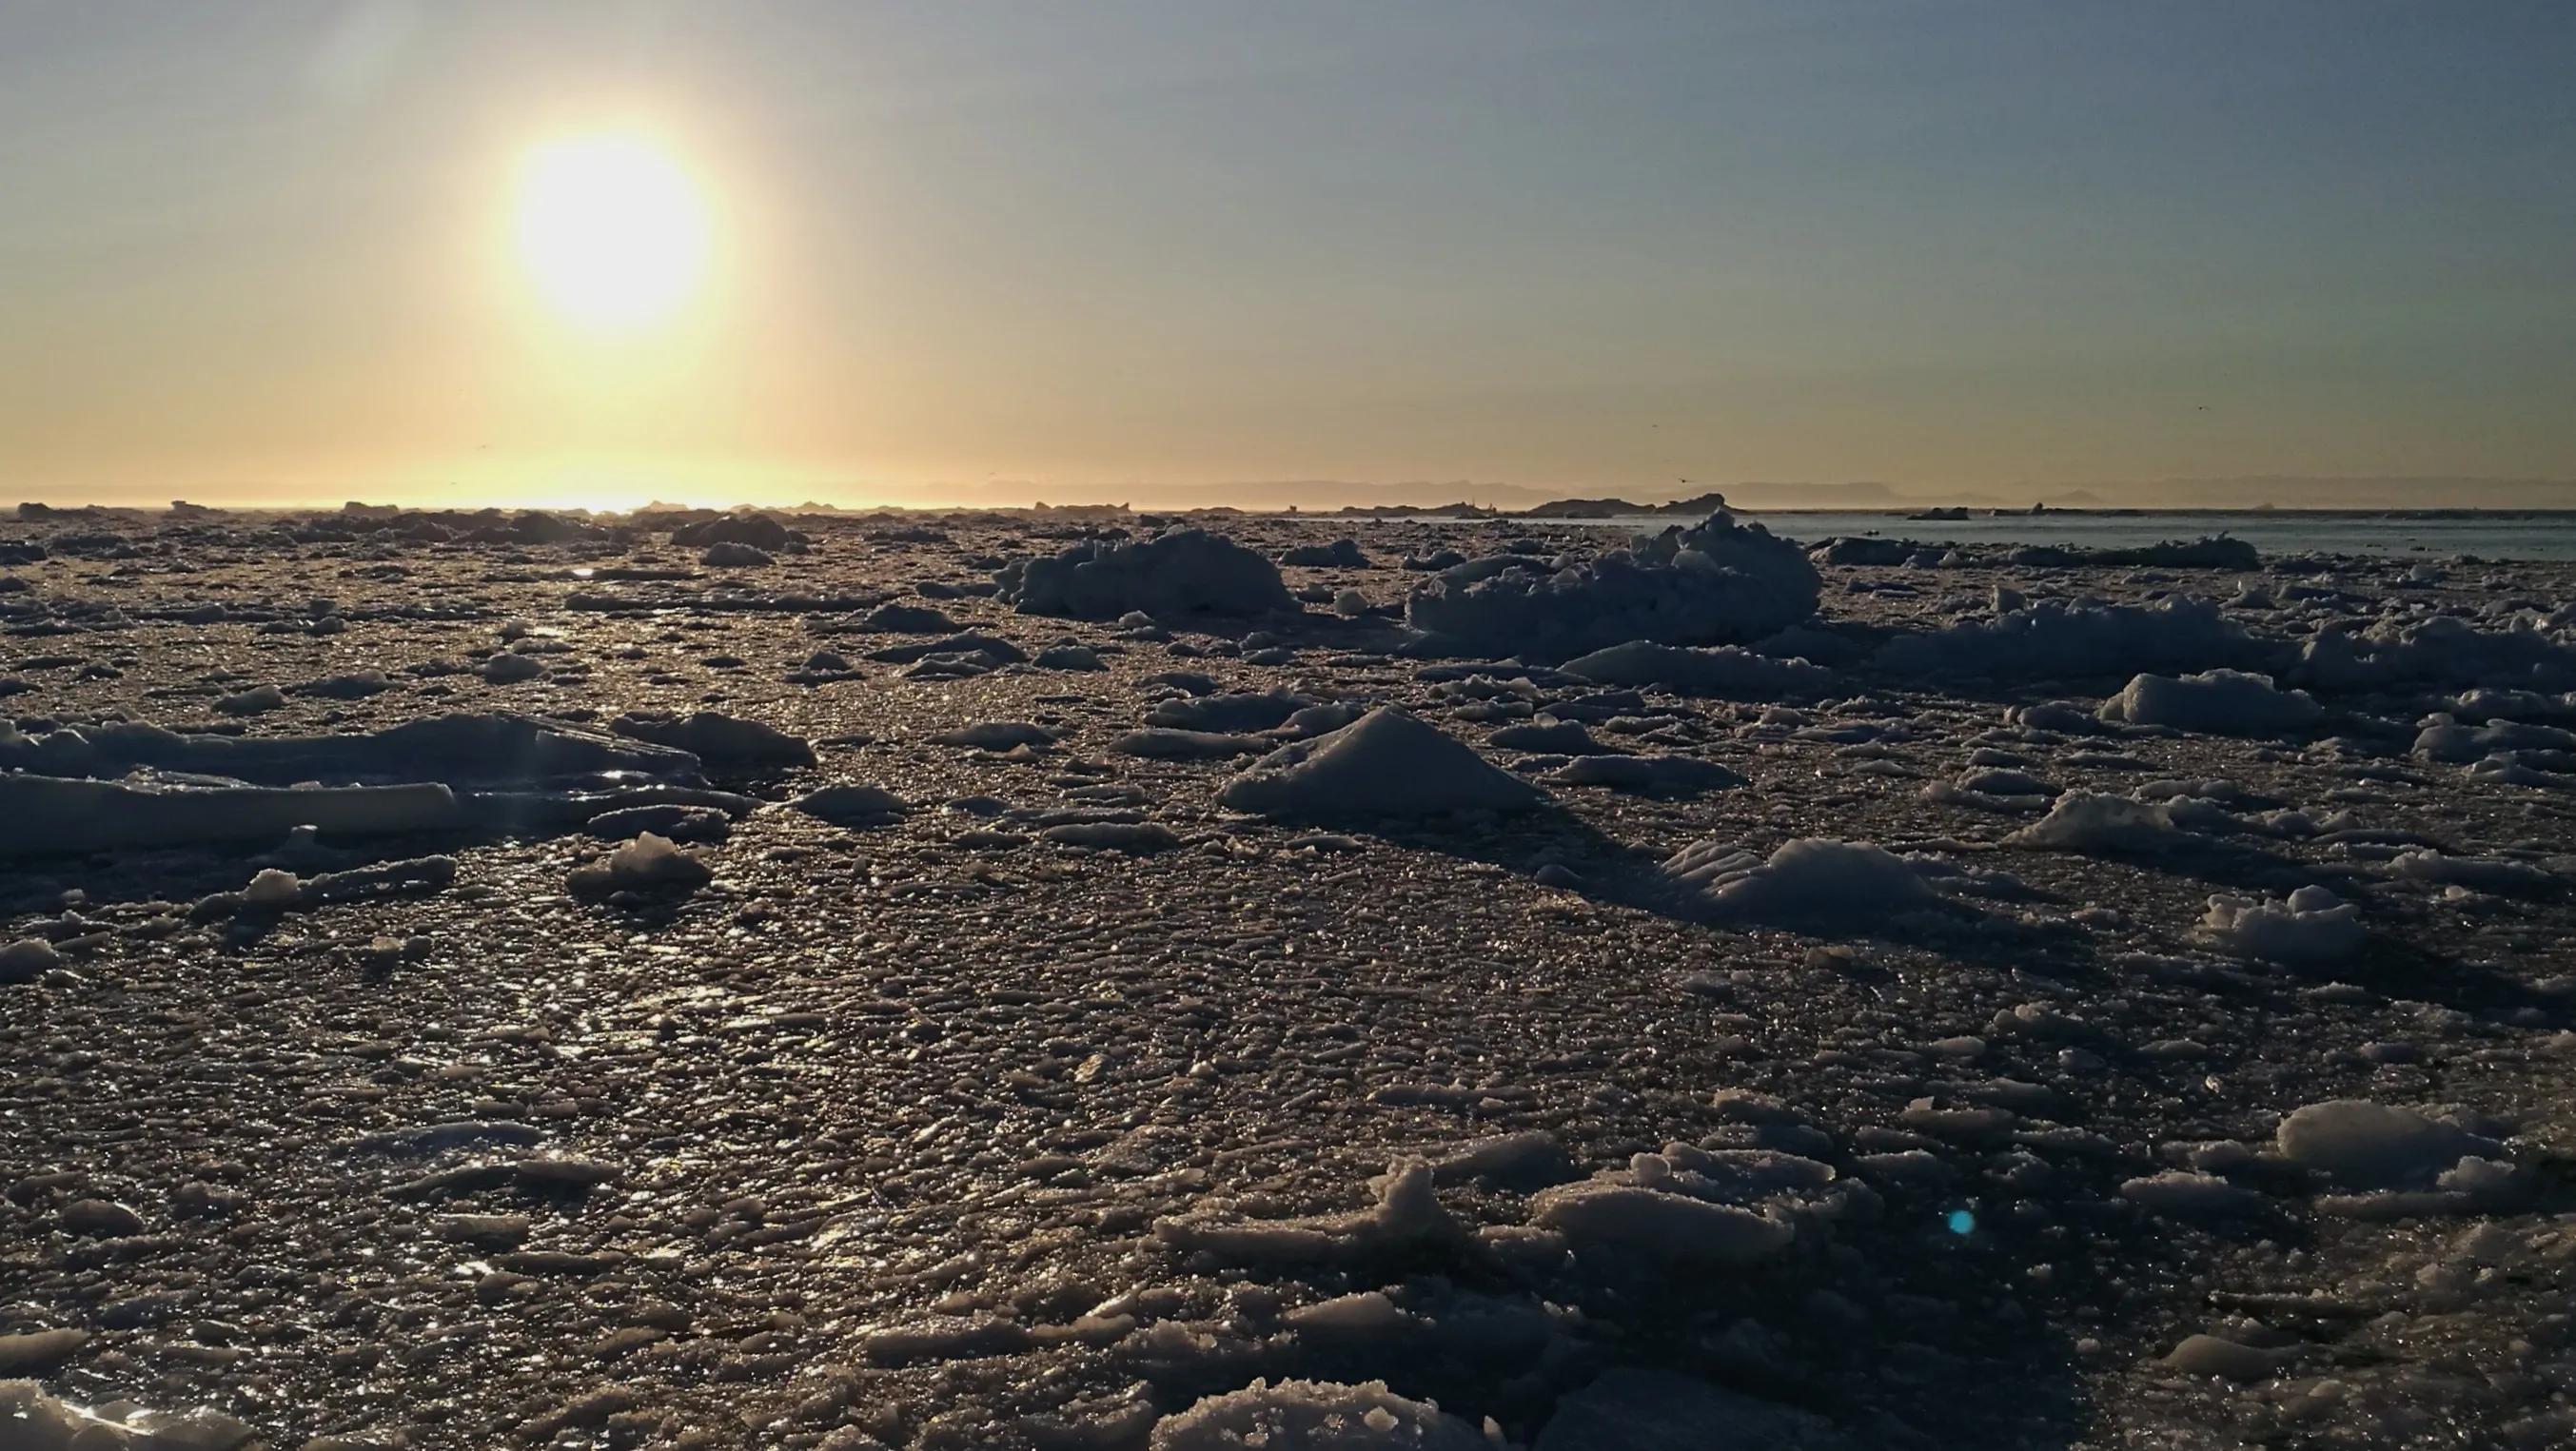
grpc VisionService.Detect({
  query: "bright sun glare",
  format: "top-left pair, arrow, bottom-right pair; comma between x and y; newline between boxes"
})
515,133 -> 710,329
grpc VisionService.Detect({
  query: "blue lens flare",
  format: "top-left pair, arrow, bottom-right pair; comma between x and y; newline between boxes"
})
1946,1208 -> 1976,1236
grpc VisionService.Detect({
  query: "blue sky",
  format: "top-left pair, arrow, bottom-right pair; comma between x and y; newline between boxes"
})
2,1 -> 2569,504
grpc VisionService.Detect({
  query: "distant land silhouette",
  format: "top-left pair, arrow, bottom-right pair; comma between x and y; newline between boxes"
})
28,475 -> 2576,516
788,475 -> 2576,515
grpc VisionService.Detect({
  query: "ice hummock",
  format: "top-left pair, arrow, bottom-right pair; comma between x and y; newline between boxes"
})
2096,669 -> 2322,735
1406,512 -> 1820,661
1148,1377 -> 1489,1451
566,832 -> 713,896
1662,837 -> 1940,924
2275,1100 -> 2506,1193
2007,793 -> 2192,853
2199,886 -> 2364,963
997,529 -> 1297,619
1527,1180 -> 1798,1263
1219,708 -> 1547,820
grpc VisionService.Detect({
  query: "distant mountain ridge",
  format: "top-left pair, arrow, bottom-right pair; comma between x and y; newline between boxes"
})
842,476 -> 2576,513
29,475 -> 2576,515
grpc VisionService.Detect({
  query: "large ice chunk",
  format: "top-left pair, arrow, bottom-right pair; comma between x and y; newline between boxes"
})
2199,887 -> 2364,964
2097,670 -> 2322,735
998,530 -> 1295,619
2275,1100 -> 2499,1189
1149,1378 -> 1488,1451
1406,512 -> 1820,661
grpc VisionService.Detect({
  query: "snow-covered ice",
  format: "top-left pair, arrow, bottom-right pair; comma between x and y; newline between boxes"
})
998,529 -> 1297,619
2095,669 -> 2323,735
1406,512 -> 1821,660
566,831 -> 714,895
1662,836 -> 1941,924
1218,707 -> 1547,820
1148,1378 -> 1488,1451
2198,886 -> 2365,964
3,503 -> 2573,1449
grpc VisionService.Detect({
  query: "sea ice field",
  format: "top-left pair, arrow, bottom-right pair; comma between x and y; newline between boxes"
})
2,502 -> 2573,1450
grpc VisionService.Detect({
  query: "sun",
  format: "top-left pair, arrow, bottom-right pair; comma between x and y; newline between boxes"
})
514,133 -> 710,329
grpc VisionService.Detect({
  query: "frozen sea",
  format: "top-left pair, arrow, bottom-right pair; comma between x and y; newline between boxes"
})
10,502 -> 2576,1448
1463,510 -> 2576,560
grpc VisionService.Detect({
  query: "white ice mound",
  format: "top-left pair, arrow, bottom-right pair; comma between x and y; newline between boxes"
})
2199,886 -> 2364,964
2412,716 -> 2576,764
2007,793 -> 2191,853
0,1381 -> 254,1450
2097,669 -> 2322,735
1219,708 -> 1547,820
998,529 -> 1295,619
1557,640 -> 1832,697
2295,611 -> 2576,693
1406,512 -> 1820,662
2385,849 -> 2557,893
1662,836 -> 1938,923
568,832 -> 712,896
1523,1142 -> 1830,1265
2275,1100 -> 2501,1190
1149,1378 -> 1488,1451
1529,1181 -> 1798,1264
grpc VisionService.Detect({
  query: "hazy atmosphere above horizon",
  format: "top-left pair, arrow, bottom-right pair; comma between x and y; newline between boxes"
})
4,1 -> 2571,510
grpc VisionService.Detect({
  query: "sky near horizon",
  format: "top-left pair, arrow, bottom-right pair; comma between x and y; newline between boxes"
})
2,2 -> 2571,509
